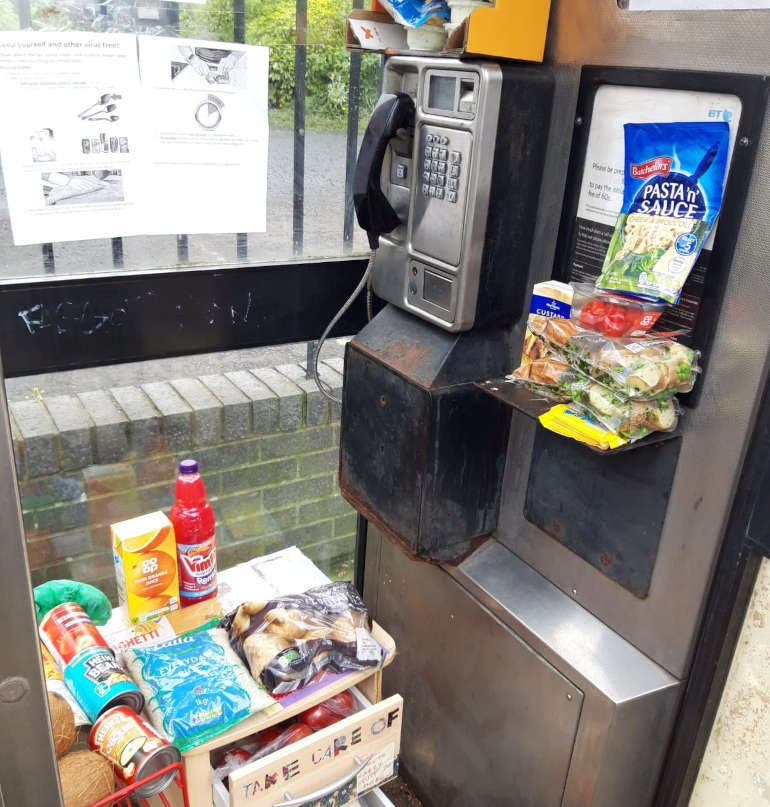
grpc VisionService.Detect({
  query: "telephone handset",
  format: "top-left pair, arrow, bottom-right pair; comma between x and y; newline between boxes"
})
353,92 -> 415,249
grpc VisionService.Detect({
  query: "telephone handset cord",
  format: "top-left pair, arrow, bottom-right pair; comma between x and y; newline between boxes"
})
312,251 -> 375,405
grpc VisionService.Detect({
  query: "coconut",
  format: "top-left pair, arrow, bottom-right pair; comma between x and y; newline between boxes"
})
58,751 -> 114,807
47,692 -> 76,758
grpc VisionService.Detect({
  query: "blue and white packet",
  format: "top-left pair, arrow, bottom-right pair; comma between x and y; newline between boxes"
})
379,0 -> 449,27
597,121 -> 730,304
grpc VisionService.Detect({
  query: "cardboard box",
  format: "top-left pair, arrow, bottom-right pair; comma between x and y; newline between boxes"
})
112,511 -> 180,624
346,0 -> 551,63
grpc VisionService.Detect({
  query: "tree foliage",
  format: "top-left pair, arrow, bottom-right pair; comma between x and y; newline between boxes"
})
180,0 -> 379,120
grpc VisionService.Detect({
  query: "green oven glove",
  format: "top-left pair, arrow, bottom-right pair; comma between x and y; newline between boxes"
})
33,580 -> 112,625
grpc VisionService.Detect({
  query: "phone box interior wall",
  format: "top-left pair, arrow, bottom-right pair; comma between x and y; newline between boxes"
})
495,4 -> 770,683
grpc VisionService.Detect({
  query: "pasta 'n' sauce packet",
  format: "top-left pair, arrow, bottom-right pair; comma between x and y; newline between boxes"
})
596,121 -> 730,304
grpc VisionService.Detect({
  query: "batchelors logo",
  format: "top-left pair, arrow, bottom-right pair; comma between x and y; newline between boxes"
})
630,156 -> 673,179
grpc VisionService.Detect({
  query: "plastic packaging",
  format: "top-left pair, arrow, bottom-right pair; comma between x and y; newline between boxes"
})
124,629 -> 275,752
597,121 -> 730,304
539,405 -> 628,451
571,283 -> 665,338
513,358 -> 679,440
378,0 -> 450,27
169,459 -> 218,606
221,582 -> 385,694
527,315 -> 699,400
212,722 -> 314,787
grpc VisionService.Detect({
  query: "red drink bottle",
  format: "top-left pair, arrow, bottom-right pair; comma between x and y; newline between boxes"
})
169,459 -> 217,606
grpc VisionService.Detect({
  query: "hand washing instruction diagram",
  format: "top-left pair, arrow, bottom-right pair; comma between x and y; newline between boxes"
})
0,32 -> 268,245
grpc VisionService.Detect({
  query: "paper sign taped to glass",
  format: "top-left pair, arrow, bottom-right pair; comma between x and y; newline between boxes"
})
0,32 -> 268,245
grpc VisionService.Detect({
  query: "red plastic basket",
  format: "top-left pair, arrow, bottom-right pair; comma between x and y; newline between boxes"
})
87,760 -> 190,807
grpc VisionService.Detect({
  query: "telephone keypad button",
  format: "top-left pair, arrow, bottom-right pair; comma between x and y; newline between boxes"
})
447,190 -> 457,203
423,171 -> 430,182
424,147 -> 432,159
430,173 -> 437,184
435,188 -> 445,200
396,163 -> 407,180
431,160 -> 438,171
439,135 -> 449,145
438,149 -> 448,161
426,134 -> 433,144
447,178 -> 458,191
431,147 -> 439,159
449,151 -> 461,164
437,161 -> 446,174
422,184 -> 430,196
449,164 -> 460,178
429,186 -> 436,197
436,175 -> 446,187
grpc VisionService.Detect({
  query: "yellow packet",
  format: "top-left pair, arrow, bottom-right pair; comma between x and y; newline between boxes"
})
539,404 -> 628,451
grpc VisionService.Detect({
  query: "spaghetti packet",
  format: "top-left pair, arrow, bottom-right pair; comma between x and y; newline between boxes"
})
597,121 -> 730,304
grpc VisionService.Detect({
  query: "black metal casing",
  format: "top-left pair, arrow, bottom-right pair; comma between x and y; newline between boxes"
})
339,61 -> 555,559
340,306 -> 513,560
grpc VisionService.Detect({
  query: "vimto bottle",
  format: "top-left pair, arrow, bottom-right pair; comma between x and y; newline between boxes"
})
169,459 -> 218,606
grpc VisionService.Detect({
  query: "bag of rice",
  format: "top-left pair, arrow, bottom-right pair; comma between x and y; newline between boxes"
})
125,628 -> 275,751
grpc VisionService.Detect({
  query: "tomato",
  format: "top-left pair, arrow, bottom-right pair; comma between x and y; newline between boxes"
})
602,305 -> 629,337
299,690 -> 357,731
578,300 -> 607,330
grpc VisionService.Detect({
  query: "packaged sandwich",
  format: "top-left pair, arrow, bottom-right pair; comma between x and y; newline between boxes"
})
527,315 -> 699,400
514,358 -> 679,440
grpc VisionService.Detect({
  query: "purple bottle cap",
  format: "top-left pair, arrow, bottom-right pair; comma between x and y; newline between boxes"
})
179,459 -> 199,475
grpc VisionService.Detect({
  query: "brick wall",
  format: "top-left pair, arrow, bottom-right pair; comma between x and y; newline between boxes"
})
10,358 -> 355,602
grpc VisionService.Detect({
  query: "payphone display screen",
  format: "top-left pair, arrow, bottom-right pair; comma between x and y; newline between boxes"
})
429,76 -> 456,111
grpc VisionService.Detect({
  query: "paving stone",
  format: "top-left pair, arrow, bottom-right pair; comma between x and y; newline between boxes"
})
200,374 -> 250,442
141,382 -> 193,452
277,363 -> 329,427
110,386 -> 163,455
225,371 -> 278,435
9,400 -> 59,477
171,378 -> 223,447
78,390 -> 129,463
252,368 -> 304,432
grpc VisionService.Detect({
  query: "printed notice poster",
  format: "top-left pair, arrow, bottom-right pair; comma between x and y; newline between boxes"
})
137,36 -> 269,236
0,32 -> 268,245
0,33 -> 142,245
568,85 -> 742,338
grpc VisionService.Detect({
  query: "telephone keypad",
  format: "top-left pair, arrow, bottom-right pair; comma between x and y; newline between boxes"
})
421,133 -> 462,203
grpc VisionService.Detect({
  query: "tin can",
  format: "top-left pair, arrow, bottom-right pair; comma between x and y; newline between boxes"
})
39,602 -> 111,669
90,706 -> 180,797
63,647 -> 144,723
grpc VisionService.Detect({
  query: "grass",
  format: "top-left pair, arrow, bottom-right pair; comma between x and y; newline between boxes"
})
269,106 -> 372,134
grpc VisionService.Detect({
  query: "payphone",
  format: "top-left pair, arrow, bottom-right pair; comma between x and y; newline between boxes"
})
353,56 -> 554,332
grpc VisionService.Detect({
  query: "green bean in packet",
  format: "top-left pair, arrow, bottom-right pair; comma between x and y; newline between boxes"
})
596,121 -> 730,304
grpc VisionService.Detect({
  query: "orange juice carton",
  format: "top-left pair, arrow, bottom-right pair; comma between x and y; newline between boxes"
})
111,512 -> 180,624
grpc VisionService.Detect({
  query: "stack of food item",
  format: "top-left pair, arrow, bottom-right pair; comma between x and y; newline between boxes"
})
512,280 -> 699,450
511,118 -> 732,451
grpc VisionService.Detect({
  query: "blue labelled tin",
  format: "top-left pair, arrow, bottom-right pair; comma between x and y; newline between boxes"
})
64,647 -> 144,723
